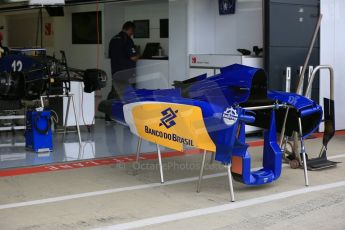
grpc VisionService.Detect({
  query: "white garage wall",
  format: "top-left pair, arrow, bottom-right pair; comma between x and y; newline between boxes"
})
104,1 -> 169,57
52,4 -> 108,118
0,10 -> 54,49
53,4 -> 107,71
169,0 -> 188,83
320,0 -> 345,130
124,2 -> 169,56
1,0 -> 263,88
104,3 -> 125,59
187,0 -> 263,55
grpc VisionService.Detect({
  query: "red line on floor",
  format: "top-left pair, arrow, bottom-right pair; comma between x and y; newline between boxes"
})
248,140 -> 264,147
1,130 -> 344,177
0,148 -> 203,177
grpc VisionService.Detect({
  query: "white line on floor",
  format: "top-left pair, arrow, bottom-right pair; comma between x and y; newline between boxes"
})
0,172 -> 226,210
329,153 -> 345,160
0,152 -> 343,211
92,180 -> 345,230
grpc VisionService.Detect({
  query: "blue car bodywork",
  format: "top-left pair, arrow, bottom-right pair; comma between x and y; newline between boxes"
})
101,64 -> 322,186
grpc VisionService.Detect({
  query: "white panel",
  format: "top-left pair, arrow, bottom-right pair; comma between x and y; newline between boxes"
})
169,0 -> 189,83
189,54 -> 242,68
333,0 -> 345,130
242,56 -> 263,68
136,60 -> 170,89
189,54 -> 262,68
63,82 -> 95,126
189,68 -> 214,78
320,0 -> 345,130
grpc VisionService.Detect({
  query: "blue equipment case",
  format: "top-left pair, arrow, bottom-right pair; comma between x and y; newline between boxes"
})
25,110 -> 53,152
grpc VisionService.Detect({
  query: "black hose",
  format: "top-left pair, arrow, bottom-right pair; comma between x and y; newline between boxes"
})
33,112 -> 51,135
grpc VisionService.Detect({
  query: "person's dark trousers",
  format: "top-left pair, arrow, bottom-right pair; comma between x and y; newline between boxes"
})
105,85 -> 120,121
105,83 -> 135,121
105,69 -> 136,121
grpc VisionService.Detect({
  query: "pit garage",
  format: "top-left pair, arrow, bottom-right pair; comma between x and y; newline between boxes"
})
1,1 -> 345,230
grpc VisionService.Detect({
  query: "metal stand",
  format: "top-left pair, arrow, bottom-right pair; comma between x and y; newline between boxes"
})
136,137 -> 142,162
197,150 -> 207,193
298,117 -> 309,186
227,164 -> 235,202
281,65 -> 336,174
209,152 -> 215,165
40,94 -> 81,144
157,144 -> 164,184
131,137 -> 142,175
279,107 -> 289,148
132,139 -> 164,183
197,149 -> 235,202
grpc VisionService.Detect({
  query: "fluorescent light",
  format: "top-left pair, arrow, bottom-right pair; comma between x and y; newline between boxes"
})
29,0 -> 65,5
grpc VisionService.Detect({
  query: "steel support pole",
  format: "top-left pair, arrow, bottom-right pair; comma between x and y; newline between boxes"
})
157,144 -> 164,184
71,94 -> 82,145
62,95 -> 71,142
298,117 -> 309,186
136,137 -> 142,162
227,164 -> 235,202
197,150 -> 207,193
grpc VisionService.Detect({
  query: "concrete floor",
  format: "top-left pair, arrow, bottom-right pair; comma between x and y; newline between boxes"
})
0,119 -> 260,169
0,136 -> 344,230
0,120 -> 165,169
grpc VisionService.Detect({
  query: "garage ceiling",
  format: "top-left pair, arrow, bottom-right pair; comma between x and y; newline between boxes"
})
0,0 -> 145,12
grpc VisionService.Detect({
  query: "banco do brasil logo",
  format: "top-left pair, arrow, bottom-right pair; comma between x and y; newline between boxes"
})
159,108 -> 178,129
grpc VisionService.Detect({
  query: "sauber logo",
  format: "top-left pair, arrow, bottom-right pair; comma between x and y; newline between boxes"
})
222,107 -> 238,126
191,56 -> 197,64
159,108 -> 178,129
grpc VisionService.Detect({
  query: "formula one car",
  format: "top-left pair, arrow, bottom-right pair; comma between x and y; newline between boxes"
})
0,48 -> 106,110
99,64 -> 322,201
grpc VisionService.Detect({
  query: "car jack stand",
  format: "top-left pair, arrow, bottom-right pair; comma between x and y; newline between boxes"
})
305,66 -> 339,170
306,99 -> 338,170
307,146 -> 338,170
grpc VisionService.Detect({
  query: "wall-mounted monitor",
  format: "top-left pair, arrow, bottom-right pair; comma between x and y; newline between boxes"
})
133,20 -> 150,39
160,19 -> 169,38
219,0 -> 236,15
72,11 -> 102,44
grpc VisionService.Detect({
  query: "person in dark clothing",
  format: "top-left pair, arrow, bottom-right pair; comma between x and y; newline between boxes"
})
107,21 -> 139,99
106,21 -> 139,122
